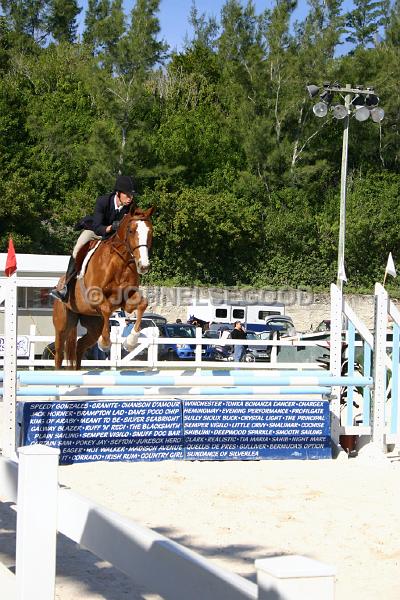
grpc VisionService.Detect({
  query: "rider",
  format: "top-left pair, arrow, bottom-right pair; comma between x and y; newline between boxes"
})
50,174 -> 136,302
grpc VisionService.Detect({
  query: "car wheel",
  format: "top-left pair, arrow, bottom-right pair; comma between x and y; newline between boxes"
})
167,349 -> 176,361
42,342 -> 55,360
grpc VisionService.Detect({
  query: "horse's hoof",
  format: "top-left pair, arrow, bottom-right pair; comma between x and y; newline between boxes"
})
97,337 -> 111,352
124,330 -> 140,351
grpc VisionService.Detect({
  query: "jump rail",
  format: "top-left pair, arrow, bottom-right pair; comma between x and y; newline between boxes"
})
2,277 -> 398,456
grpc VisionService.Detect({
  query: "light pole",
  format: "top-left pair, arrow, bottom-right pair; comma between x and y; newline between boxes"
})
306,82 -> 384,291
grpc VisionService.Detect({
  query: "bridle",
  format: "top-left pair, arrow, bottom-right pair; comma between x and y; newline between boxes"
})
111,215 -> 152,268
125,218 -> 151,258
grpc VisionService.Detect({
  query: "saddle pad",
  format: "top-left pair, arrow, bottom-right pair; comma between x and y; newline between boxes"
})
77,241 -> 101,279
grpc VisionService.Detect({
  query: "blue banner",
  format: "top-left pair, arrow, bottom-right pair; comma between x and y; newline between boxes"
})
183,399 -> 331,460
22,396 -> 331,463
23,399 -> 184,464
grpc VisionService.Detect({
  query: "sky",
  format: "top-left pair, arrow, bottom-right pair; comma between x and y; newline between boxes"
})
79,1 -> 355,53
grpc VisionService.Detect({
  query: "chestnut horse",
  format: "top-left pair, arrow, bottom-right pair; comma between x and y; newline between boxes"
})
52,205 -> 154,369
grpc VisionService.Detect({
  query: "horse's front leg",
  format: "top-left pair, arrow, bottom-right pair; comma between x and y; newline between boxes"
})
98,310 -> 113,352
124,293 -> 148,351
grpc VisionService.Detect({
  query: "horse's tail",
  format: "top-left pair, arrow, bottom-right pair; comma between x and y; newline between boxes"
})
65,326 -> 77,368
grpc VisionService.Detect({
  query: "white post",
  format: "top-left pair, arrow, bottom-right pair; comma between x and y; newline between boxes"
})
336,87 -> 351,292
330,283 -> 343,448
109,326 -> 118,370
148,330 -> 158,367
16,444 -> 59,600
2,274 -> 17,458
29,323 -> 36,370
256,555 -> 335,600
270,332 -> 278,364
372,283 -> 388,451
195,327 -> 203,364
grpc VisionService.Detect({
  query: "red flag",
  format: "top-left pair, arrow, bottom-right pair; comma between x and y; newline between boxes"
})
5,238 -> 17,277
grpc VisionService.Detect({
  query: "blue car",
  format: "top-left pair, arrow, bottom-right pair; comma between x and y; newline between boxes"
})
158,323 -> 197,360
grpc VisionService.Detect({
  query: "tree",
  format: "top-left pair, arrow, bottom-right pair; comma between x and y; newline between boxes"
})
45,0 -> 81,43
345,0 -> 386,47
90,0 -> 167,171
384,0 -> 400,45
0,0 -> 48,44
116,0 -> 167,77
83,0 -> 125,68
0,43 -> 100,253
188,1 -> 219,49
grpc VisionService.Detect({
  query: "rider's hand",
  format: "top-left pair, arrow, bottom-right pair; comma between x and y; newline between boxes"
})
111,220 -> 120,232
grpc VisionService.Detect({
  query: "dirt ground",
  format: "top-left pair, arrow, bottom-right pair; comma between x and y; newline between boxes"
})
2,452 -> 399,600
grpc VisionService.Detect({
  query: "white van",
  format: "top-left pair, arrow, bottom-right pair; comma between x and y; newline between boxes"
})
187,300 -> 285,333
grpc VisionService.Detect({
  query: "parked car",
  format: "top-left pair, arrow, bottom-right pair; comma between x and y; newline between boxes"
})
141,312 -> 167,327
244,331 -> 271,361
121,319 -> 161,360
158,323 -> 197,360
313,319 -> 331,333
262,315 -> 296,337
111,312 -> 167,337
202,328 -> 269,362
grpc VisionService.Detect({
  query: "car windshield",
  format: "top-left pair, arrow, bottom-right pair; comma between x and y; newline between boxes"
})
203,330 -> 219,338
246,332 -> 259,340
144,314 -> 167,325
164,325 -> 196,338
266,319 -> 293,329
123,319 -> 156,330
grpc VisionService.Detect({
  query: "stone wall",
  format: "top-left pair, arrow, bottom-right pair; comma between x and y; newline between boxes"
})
139,286 -> 393,332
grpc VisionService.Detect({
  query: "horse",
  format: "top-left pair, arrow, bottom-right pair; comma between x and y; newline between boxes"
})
187,315 -> 210,333
52,205 -> 155,369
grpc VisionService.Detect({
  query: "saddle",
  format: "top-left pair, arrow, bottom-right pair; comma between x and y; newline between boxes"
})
75,240 -> 102,279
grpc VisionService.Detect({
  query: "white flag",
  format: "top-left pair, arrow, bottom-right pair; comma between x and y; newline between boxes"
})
385,252 -> 396,278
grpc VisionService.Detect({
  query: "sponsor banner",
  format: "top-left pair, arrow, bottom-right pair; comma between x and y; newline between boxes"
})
22,399 -> 184,464
22,397 -> 331,463
183,399 -> 331,460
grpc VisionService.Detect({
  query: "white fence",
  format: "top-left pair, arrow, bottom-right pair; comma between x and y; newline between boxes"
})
0,323 -> 329,371
0,446 -> 336,600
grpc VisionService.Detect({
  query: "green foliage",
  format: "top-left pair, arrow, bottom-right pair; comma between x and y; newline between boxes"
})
45,0 -> 81,43
345,0 -> 387,47
0,0 -> 399,293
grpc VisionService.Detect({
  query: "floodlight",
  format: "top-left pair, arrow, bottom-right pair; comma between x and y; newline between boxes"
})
354,106 -> 370,122
313,102 -> 328,117
320,90 -> 334,104
370,107 -> 385,123
365,93 -> 379,107
351,94 -> 365,106
332,104 -> 348,120
306,84 -> 320,98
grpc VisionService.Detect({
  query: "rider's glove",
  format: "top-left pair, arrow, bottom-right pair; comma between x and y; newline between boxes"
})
111,220 -> 120,233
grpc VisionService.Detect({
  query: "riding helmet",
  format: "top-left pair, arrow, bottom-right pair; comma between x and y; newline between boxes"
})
114,175 -> 136,196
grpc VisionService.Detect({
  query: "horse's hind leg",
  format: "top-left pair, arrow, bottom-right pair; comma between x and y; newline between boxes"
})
53,301 -> 77,369
76,315 -> 104,369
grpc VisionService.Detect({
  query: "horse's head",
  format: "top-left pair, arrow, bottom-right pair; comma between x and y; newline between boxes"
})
118,206 -> 155,275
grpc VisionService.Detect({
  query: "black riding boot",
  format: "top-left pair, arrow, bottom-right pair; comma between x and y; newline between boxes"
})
50,256 -> 76,302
